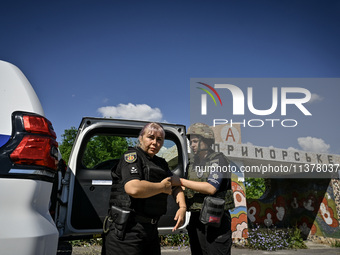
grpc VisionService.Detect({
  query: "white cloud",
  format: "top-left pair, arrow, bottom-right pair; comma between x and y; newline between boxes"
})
97,103 -> 163,122
297,136 -> 330,153
308,93 -> 323,103
287,147 -> 298,151
157,146 -> 168,156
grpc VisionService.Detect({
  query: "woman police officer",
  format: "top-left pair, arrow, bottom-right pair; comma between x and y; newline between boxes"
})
102,122 -> 186,255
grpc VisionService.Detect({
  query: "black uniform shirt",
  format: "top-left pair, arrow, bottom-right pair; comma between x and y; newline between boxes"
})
118,147 -> 172,184
117,146 -> 172,217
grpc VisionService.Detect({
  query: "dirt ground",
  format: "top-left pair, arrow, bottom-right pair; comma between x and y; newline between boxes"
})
71,246 -> 102,255
57,241 -> 340,255
57,242 -> 100,255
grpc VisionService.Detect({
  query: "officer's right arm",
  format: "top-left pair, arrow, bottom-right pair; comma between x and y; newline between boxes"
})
179,178 -> 217,195
124,178 -> 172,198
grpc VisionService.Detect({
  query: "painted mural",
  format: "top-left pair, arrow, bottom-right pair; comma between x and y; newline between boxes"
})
230,175 -> 248,239
246,179 -> 340,239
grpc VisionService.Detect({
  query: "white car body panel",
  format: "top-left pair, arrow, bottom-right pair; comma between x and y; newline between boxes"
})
0,60 -> 44,136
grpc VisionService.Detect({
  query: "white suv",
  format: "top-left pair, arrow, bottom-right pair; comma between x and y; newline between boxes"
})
0,61 -> 59,255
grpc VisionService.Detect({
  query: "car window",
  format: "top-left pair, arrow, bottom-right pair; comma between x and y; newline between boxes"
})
81,134 -> 179,171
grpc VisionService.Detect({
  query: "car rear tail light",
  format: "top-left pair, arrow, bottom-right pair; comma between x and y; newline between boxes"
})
23,115 -> 56,139
10,135 -> 58,170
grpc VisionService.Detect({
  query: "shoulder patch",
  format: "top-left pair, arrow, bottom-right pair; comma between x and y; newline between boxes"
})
124,152 -> 137,163
210,158 -> 219,166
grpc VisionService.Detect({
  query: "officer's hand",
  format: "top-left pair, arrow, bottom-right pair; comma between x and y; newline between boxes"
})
161,177 -> 172,195
172,207 -> 186,232
171,175 -> 181,186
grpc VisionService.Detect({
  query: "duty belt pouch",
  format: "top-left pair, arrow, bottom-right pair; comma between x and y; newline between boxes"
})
224,189 -> 235,210
199,196 -> 225,228
109,205 -> 130,240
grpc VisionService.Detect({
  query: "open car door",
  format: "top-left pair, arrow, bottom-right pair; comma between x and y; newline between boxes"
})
56,118 -> 189,240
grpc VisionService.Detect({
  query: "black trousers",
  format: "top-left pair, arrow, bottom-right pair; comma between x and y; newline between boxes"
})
187,211 -> 232,255
102,219 -> 160,255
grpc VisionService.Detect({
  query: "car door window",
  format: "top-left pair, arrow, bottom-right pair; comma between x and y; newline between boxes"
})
81,135 -> 179,170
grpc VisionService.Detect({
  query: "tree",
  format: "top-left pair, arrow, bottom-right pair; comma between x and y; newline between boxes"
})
244,177 -> 266,199
59,127 -> 78,164
58,127 -> 132,167
82,135 -> 131,168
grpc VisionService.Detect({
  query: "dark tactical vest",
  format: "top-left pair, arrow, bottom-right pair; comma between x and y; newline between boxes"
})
109,147 -> 169,217
185,151 -> 235,211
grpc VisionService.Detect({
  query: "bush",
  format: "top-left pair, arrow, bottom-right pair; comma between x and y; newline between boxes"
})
247,225 -> 307,251
331,240 -> 340,248
244,178 -> 266,199
70,238 -> 102,247
288,227 -> 307,249
160,233 -> 190,249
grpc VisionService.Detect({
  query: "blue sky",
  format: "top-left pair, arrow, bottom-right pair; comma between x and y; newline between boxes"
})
1,0 -> 339,153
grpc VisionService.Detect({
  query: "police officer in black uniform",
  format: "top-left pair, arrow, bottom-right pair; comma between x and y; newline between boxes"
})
102,122 -> 186,255
172,123 -> 234,255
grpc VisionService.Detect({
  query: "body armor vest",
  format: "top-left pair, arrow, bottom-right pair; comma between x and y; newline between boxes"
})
109,147 -> 169,217
185,151 -> 235,211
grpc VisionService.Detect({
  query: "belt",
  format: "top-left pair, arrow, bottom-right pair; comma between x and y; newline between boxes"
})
134,214 -> 159,225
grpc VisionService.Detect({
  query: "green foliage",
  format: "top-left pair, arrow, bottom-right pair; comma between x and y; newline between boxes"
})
82,135 -> 130,168
244,178 -> 266,199
287,227 -> 307,249
331,240 -> 340,247
58,127 -> 133,167
247,225 -> 307,251
160,234 -> 190,249
70,238 -> 102,247
59,126 -> 78,164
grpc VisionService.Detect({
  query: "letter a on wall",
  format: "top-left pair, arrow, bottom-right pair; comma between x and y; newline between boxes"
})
226,128 -> 236,142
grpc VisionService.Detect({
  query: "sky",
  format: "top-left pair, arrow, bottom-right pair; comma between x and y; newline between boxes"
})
1,0 -> 339,154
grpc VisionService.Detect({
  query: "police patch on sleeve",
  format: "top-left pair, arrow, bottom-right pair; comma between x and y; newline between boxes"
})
124,152 -> 137,163
212,173 -> 219,180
